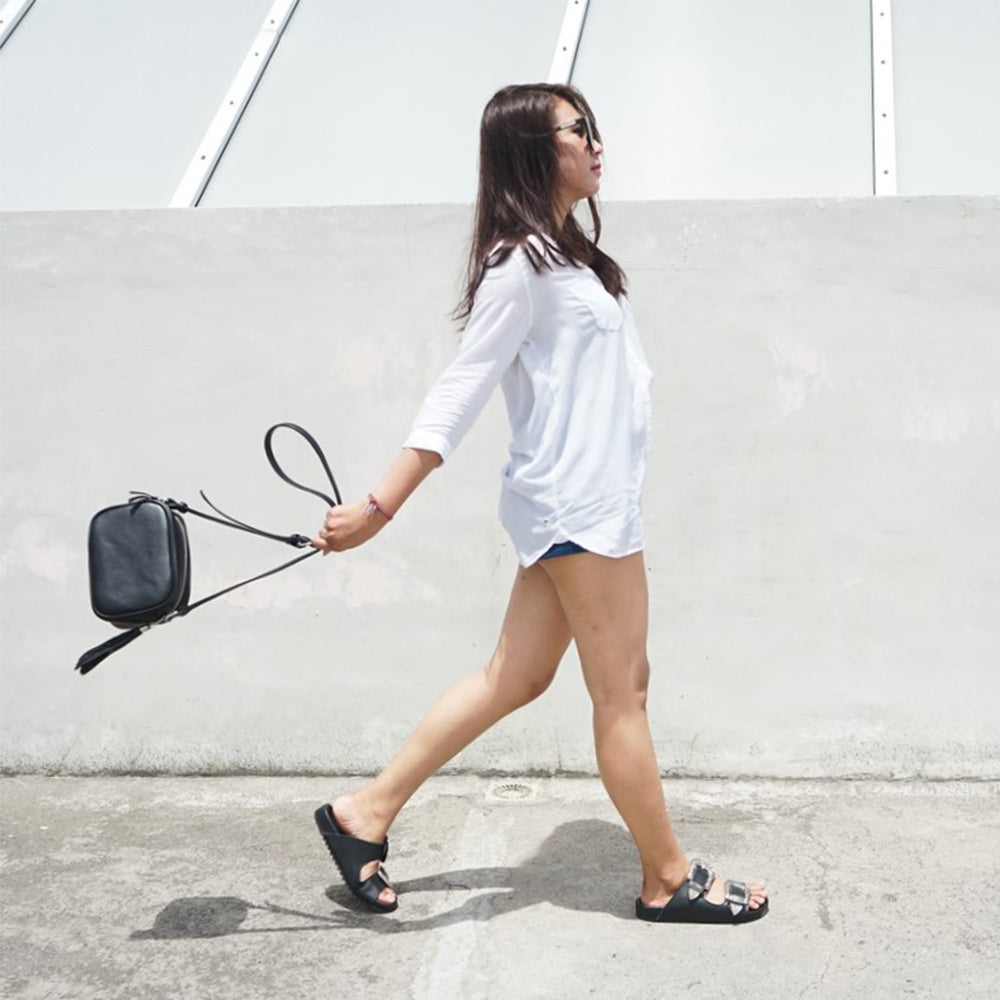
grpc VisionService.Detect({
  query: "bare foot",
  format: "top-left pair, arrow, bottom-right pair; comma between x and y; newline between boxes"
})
331,795 -> 396,908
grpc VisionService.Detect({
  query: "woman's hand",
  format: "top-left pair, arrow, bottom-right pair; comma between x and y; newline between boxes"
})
312,447 -> 440,555
312,500 -> 386,554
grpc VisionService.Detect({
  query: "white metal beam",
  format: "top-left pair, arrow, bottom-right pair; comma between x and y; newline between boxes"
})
0,0 -> 37,50
547,0 -> 590,84
170,0 -> 299,208
871,0 -> 898,195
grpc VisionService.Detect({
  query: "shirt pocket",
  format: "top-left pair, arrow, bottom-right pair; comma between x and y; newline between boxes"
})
565,276 -> 624,334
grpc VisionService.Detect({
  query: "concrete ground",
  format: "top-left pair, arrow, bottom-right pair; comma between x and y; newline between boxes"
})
1,775 -> 997,1000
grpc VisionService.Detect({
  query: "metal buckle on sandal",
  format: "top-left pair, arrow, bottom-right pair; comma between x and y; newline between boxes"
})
725,880 -> 750,917
687,859 -> 716,900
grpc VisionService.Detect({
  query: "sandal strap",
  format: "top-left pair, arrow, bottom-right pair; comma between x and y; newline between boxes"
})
724,880 -> 750,917
357,865 -> 394,906
686,859 -> 716,900
315,806 -> 387,870
332,830 -> 385,867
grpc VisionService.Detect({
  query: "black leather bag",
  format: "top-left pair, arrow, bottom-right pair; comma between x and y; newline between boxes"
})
76,423 -> 341,676
88,495 -> 191,629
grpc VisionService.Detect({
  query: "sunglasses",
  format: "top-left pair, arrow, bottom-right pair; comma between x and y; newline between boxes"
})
554,115 -> 596,151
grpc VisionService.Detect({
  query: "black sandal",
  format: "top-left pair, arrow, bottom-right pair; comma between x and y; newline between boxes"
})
635,859 -> 769,924
313,804 -> 398,913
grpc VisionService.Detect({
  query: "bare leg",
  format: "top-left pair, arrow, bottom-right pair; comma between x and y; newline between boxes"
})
331,561 -> 572,904
539,551 -> 767,910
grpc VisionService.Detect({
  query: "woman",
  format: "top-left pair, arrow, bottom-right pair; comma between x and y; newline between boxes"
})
312,83 -> 768,925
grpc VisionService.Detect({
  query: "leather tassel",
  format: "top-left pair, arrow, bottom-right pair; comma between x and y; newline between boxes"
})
75,627 -> 144,675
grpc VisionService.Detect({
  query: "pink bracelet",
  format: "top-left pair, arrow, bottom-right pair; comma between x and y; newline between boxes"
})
363,493 -> 394,521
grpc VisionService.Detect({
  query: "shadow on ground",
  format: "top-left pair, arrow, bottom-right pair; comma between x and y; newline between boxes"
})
131,818 -> 635,939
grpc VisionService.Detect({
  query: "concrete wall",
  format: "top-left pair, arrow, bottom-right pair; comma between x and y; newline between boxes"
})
1,198 -> 998,779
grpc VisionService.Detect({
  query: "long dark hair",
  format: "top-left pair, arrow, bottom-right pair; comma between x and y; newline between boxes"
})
456,83 -> 626,322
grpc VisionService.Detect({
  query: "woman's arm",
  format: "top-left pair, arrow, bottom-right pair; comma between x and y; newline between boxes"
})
315,249 -> 536,555
312,446 -> 442,553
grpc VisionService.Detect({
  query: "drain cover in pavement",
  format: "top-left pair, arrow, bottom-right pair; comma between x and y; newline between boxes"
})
487,782 -> 536,802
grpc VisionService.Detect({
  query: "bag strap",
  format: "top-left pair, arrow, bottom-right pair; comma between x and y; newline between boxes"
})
161,422 -> 343,549
183,548 -> 318,615
168,421 -> 342,613
75,423 -> 339,675
264,422 -> 342,507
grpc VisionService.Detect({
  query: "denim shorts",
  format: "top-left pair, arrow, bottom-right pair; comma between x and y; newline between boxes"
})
538,540 -> 588,560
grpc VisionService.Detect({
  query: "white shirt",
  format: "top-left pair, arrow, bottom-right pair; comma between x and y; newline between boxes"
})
404,243 -> 653,566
